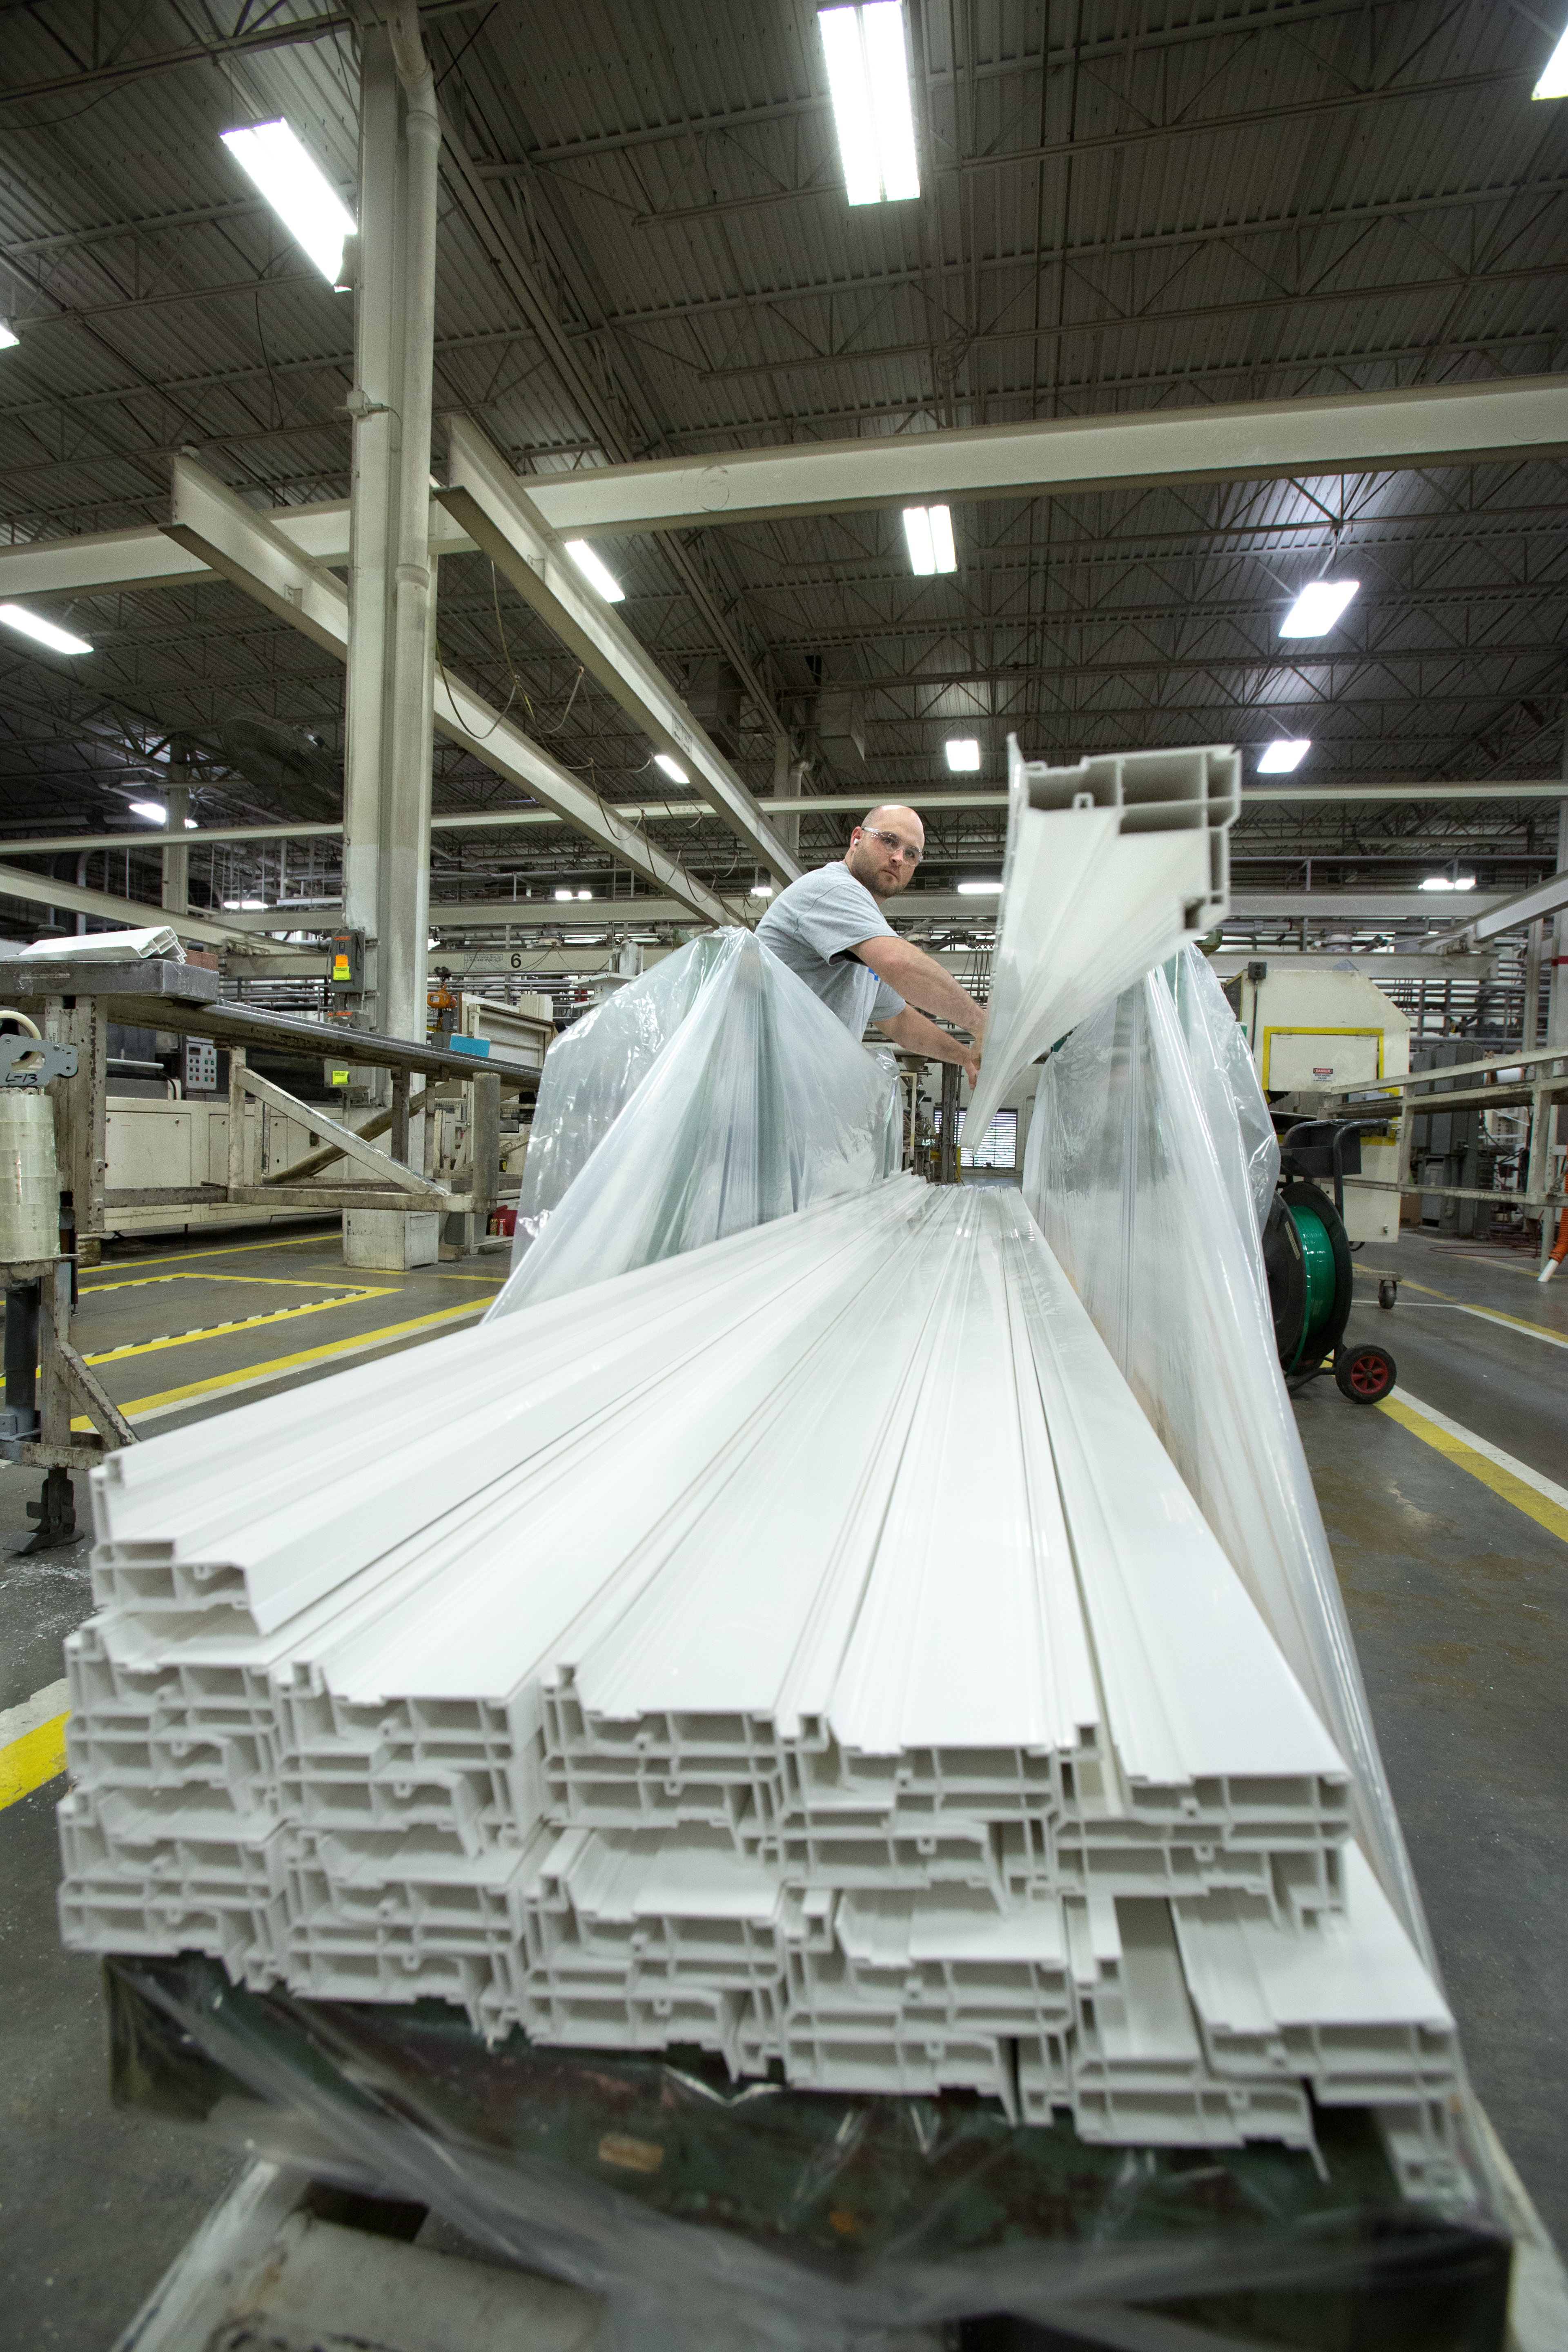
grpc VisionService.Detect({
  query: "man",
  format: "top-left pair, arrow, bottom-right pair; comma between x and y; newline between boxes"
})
756,804 -> 986,1080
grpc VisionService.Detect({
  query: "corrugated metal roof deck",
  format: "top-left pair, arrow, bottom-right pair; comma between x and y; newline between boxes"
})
0,0 -> 1565,916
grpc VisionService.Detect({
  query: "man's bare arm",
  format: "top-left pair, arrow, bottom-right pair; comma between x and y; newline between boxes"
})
876,1006 -> 980,1084
852,934 -> 987,1038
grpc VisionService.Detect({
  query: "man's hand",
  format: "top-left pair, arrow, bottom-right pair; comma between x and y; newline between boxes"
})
878,1006 -> 981,1080
963,1049 -> 981,1088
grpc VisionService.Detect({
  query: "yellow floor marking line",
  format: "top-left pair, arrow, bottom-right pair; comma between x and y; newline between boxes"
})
1444,1303 -> 1568,1351
0,1677 -> 71,1811
81,1290 -> 399,1368
82,1272 -> 394,1296
78,1231 -> 342,1276
1352,1266 -> 1452,1298
71,1298 -> 488,1430
1379,1391 -> 1568,1547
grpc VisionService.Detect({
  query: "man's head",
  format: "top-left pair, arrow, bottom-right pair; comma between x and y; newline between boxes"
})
844,803 -> 925,900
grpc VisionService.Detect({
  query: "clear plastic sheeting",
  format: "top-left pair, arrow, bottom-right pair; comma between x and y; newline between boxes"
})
490,929 -> 900,1318
1024,947 -> 1425,1967
105,1951 -> 1512,2352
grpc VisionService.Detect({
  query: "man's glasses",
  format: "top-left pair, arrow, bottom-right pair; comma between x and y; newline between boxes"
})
861,825 -> 922,868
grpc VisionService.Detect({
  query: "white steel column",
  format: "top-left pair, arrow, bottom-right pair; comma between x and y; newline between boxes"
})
343,6 -> 437,1053
160,735 -> 190,918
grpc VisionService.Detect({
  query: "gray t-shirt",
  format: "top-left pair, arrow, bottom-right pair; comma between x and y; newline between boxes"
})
755,862 -> 907,1038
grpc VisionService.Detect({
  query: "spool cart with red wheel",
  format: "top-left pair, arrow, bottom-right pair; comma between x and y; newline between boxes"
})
1263,1117 -> 1398,1404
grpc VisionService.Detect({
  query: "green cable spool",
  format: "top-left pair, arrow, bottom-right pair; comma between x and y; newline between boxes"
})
1286,1203 -> 1338,1372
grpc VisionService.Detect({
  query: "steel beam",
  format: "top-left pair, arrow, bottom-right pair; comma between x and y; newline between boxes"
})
0,860 -> 282,953
160,457 -> 736,927
438,421 -> 799,884
518,379 -> 1568,539
2,780 -> 1560,864
1444,866 -> 1568,948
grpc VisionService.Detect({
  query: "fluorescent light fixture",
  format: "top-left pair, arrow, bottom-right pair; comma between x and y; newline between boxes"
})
902,504 -> 956,576
553,887 -> 575,901
0,322 -> 17,350
750,882 -> 775,898
576,888 -> 592,899
1534,27 -> 1568,97
1280,579 -> 1359,637
220,119 -> 356,283
957,879 -> 1003,895
944,737 -> 981,772
1257,739 -> 1311,774
222,898 -> 266,910
0,602 -> 92,656
1418,874 -> 1476,892
817,3 -> 920,205
129,800 -> 167,822
184,817 -> 198,829
653,753 -> 688,783
564,540 -> 625,602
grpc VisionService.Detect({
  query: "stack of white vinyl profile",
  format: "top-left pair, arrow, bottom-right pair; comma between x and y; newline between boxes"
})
57,1182 -> 1459,2196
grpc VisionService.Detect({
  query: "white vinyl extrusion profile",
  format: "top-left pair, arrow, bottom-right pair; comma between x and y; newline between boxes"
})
58,1183 -> 1458,2196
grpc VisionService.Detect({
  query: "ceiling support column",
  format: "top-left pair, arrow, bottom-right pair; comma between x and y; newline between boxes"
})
343,7 -> 438,1053
161,735 -> 191,919
1544,733 -> 1568,1265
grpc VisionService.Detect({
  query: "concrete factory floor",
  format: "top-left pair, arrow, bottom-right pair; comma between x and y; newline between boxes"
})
0,1213 -> 1564,2347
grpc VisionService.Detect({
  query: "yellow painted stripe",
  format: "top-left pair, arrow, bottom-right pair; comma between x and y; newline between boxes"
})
0,1711 -> 69,1809
1378,1397 -> 1568,1547
82,1271 -> 394,1295
80,1290 -> 397,1370
78,1232 -> 341,1276
1447,1302 -> 1568,1351
72,1297 -> 489,1427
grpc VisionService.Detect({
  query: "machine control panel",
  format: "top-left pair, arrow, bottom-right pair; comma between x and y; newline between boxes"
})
183,1037 -> 218,1094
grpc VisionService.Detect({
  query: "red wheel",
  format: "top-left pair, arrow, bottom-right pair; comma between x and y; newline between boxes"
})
1334,1344 -> 1396,1403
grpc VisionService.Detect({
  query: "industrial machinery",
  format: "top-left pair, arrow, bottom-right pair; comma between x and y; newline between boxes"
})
1263,1118 -> 1398,1403
1225,960 -> 1411,1246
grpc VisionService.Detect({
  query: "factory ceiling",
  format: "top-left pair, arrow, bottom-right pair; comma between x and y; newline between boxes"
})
1,0 -> 1566,927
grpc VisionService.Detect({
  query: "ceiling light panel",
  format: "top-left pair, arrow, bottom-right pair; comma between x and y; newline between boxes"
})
564,541 -> 626,602
0,322 -> 17,350
654,753 -> 688,783
1257,740 -> 1310,774
902,505 -> 956,576
220,120 -> 356,283
1533,27 -> 1568,98
818,4 -> 920,205
1279,580 -> 1359,637
945,739 -> 981,772
0,604 -> 92,656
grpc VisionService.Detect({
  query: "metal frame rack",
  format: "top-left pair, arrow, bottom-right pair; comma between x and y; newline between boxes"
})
0,959 -> 539,1261
1295,1044 -> 1568,1235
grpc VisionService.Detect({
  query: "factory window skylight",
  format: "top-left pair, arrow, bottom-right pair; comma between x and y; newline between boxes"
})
817,4 -> 920,205
1257,739 -> 1311,774
653,753 -> 688,783
564,541 -> 626,602
944,738 -> 981,771
0,603 -> 92,656
1279,580 -> 1359,637
1534,25 -> 1568,97
902,505 -> 956,575
220,120 -> 356,283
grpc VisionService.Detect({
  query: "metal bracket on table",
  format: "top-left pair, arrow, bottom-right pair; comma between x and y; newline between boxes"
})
0,1033 -> 77,1088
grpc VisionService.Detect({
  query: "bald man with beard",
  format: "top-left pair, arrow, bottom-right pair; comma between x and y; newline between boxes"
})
755,802 -> 986,1082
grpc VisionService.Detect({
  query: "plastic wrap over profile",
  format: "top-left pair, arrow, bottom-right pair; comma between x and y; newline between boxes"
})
1025,945 -> 1428,1969
488,928 -> 902,1317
